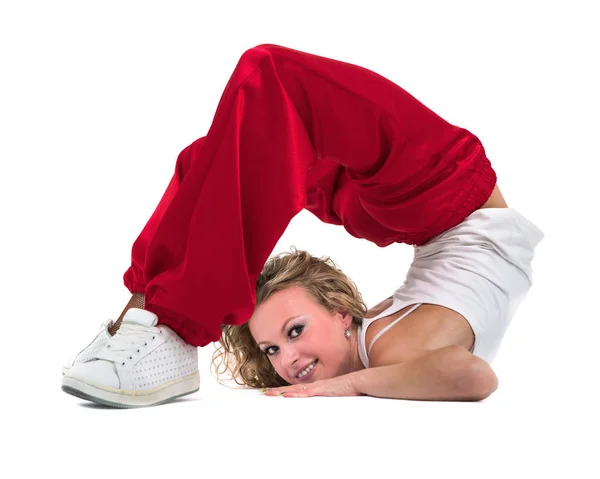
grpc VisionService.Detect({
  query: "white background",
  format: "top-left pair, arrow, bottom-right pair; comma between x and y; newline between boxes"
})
1,0 -> 598,478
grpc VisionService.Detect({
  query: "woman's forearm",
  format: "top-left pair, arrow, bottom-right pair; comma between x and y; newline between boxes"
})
349,345 -> 498,401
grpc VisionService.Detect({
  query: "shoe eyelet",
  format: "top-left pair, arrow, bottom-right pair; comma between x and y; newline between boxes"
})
152,336 -> 155,340
137,350 -> 140,353
144,343 -> 147,346
129,356 -> 132,359
122,362 -> 125,366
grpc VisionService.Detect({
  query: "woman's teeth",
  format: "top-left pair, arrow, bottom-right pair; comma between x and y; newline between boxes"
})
297,360 -> 317,378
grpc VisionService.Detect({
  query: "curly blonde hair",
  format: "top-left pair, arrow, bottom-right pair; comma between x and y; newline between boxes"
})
210,246 -> 368,389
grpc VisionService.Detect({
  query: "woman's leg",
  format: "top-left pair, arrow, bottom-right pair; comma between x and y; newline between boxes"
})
122,137 -> 205,295
122,44 -> 496,347
112,139 -> 205,333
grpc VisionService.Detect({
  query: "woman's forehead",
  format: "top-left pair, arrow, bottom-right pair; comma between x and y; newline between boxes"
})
249,288 -> 320,334
260,285 -> 315,312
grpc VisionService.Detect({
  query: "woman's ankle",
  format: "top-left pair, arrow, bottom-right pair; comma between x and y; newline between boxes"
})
109,293 -> 146,335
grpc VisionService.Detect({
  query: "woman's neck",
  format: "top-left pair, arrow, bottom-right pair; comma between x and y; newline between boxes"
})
348,324 -> 366,373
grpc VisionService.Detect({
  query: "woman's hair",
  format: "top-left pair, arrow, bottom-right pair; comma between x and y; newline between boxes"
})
210,246 -> 368,389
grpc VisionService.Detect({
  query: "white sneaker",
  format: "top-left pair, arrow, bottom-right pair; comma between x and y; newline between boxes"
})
62,308 -> 199,408
62,318 -> 114,376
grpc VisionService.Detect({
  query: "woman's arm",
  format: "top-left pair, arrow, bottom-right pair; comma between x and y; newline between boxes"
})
263,346 -> 497,400
349,345 -> 498,401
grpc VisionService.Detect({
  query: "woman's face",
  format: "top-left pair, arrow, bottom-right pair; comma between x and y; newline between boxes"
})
248,284 -> 355,385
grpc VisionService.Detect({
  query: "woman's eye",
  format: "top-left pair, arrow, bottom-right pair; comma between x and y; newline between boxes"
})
265,346 -> 276,356
263,324 -> 304,356
289,324 -> 304,338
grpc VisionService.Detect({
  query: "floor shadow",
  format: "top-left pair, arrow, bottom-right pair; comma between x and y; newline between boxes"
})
77,395 -> 201,409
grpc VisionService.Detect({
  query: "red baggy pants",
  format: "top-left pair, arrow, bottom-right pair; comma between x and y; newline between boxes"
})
122,44 -> 497,347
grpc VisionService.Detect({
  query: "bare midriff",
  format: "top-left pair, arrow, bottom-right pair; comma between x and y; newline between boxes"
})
478,184 -> 508,209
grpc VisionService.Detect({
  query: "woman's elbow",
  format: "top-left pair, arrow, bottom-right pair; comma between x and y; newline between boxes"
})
460,357 -> 499,400
444,347 -> 499,400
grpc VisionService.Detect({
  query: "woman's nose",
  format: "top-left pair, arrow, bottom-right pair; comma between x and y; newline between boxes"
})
280,347 -> 301,374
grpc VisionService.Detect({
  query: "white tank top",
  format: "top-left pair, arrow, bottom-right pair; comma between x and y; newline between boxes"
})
357,303 -> 423,368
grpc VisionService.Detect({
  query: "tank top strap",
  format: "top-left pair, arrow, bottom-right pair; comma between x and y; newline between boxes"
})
367,303 -> 423,356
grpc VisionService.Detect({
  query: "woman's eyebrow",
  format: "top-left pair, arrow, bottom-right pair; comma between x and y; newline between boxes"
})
257,314 -> 307,346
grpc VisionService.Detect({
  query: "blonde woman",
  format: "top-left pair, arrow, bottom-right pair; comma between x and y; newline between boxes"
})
61,44 -> 544,407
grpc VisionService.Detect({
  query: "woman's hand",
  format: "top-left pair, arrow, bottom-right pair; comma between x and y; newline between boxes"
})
262,374 -> 362,398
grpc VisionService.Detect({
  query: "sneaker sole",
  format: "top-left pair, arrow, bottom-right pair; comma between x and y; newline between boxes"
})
61,371 -> 200,408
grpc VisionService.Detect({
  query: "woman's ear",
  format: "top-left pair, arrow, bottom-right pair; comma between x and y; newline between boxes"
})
341,312 -> 353,329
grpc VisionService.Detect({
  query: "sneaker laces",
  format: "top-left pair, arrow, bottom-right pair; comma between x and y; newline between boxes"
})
68,318 -> 115,367
98,322 -> 163,364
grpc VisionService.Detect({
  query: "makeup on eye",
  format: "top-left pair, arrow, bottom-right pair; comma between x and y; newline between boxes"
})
263,323 -> 305,356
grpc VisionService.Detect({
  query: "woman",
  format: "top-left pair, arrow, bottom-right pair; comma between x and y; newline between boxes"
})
61,44 -> 544,407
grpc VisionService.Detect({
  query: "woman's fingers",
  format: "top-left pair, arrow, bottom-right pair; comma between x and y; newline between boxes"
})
263,383 -> 314,397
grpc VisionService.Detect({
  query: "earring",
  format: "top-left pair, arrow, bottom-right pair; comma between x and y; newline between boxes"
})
344,329 -> 351,339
